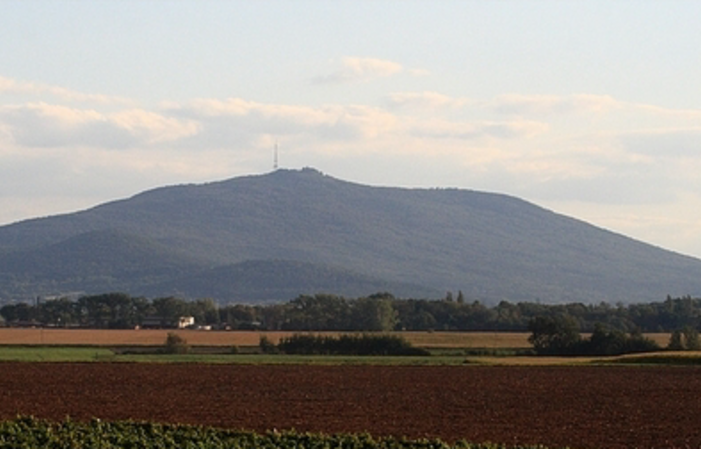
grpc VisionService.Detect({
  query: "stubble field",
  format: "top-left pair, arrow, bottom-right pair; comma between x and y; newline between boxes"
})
0,328 -> 672,348
1,362 -> 700,449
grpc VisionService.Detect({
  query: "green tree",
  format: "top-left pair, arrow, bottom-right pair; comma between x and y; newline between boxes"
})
188,298 -> 219,325
286,294 -> 350,330
39,298 -> 76,327
683,326 -> 701,350
667,330 -> 684,350
0,303 -> 35,323
587,324 -> 628,355
351,297 -> 398,332
528,315 -> 581,355
152,297 -> 189,325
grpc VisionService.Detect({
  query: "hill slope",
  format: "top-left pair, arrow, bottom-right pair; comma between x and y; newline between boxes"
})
142,259 -> 440,302
0,167 -> 700,304
0,230 -> 204,298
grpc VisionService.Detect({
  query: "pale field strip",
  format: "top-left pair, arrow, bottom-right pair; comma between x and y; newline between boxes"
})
469,350 -> 701,366
0,329 -> 672,348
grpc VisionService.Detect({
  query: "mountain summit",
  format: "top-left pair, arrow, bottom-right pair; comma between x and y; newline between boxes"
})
1,168 -> 700,304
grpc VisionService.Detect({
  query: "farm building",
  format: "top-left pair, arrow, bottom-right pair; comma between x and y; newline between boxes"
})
139,316 -> 195,329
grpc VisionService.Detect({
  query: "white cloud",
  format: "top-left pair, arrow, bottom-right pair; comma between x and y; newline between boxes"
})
633,104 -> 701,121
386,92 -> 468,111
164,97 -> 555,153
0,76 -> 132,105
620,128 -> 701,158
0,103 -> 198,149
167,99 -> 400,146
407,68 -> 431,77
408,118 -> 549,141
313,57 -> 408,84
492,94 -> 621,116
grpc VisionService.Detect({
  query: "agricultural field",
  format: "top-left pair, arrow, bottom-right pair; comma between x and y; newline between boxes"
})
0,328 -> 672,348
1,363 -> 700,449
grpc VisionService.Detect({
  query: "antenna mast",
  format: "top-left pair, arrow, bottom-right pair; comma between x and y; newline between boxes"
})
273,140 -> 279,170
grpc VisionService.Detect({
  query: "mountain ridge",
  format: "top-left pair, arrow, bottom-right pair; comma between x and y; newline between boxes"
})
0,168 -> 700,304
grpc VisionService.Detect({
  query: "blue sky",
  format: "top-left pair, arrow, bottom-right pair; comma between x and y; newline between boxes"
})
2,1 -> 701,257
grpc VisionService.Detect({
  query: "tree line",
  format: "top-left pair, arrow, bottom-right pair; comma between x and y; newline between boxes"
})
1,291 -> 701,333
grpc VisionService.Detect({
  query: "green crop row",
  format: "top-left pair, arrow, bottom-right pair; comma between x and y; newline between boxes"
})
0,417 -> 557,449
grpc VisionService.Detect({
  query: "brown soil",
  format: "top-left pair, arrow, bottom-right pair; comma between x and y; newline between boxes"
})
1,363 -> 699,449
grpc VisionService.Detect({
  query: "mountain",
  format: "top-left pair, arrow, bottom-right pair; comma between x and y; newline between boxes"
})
141,259 -> 440,303
0,167 -> 700,304
0,230 -> 204,298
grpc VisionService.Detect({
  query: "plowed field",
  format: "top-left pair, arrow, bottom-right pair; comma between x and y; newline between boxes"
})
1,363 -> 699,449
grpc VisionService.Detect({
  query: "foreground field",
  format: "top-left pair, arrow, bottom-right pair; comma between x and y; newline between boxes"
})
1,363 -> 699,449
1,418 -> 548,449
0,328 -> 672,348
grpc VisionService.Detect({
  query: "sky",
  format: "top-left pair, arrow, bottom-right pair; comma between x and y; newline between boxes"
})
2,1 -> 701,257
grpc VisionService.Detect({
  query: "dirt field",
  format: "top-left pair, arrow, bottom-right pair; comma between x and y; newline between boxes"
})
0,328 -> 671,348
1,363 -> 699,449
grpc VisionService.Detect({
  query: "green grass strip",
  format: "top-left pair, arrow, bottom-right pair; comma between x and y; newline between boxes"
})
0,346 -> 469,365
0,346 -> 115,362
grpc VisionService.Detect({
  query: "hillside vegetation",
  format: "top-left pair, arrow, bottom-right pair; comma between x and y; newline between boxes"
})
0,168 -> 701,304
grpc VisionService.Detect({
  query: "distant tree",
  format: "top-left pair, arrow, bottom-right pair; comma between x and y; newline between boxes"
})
456,290 -> 465,304
527,315 -> 581,355
152,297 -> 189,325
285,294 -> 350,330
38,297 -> 76,327
0,303 -> 35,323
529,319 -> 659,356
586,324 -> 631,355
76,293 -> 141,328
258,304 -> 287,331
667,330 -> 685,351
667,326 -> 701,351
683,326 -> 701,351
188,298 -> 219,325
351,297 -> 398,332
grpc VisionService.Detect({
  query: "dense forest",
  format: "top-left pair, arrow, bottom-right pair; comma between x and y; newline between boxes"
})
2,292 -> 701,334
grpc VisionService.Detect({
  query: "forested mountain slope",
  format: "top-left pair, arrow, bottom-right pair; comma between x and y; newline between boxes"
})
0,168 -> 700,304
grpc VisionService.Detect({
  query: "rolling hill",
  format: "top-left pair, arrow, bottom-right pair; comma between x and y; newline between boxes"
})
0,167 -> 700,304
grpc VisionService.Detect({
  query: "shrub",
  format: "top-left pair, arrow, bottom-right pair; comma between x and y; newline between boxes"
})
259,335 -> 278,354
529,317 -> 660,356
163,332 -> 190,354
277,333 -> 430,356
